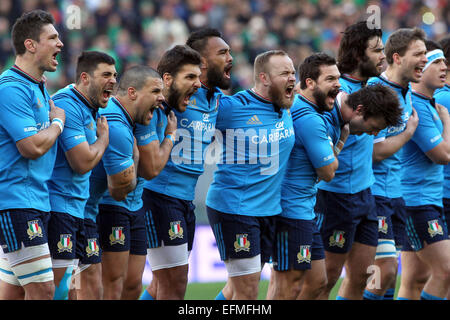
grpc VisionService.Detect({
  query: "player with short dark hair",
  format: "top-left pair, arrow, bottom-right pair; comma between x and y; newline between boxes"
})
0,10 -> 65,300
48,50 -> 116,300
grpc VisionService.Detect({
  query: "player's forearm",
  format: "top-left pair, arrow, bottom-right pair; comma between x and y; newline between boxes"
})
138,139 -> 172,180
81,135 -> 109,173
107,164 -> 137,201
16,124 -> 61,160
372,130 -> 413,162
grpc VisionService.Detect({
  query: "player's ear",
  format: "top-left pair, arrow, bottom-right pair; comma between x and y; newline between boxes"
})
163,73 -> 173,88
259,72 -> 269,86
24,39 -> 36,53
127,87 -> 137,100
200,56 -> 207,69
305,78 -> 315,90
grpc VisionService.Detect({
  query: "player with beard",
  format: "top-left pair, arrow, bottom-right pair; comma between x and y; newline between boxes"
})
46,51 -> 116,300
396,40 -> 450,300
137,44 -> 208,300
364,28 -> 426,300
267,53 -> 344,300
76,65 -> 165,300
0,10 -> 65,300
206,50 -> 296,300
315,21 -> 401,300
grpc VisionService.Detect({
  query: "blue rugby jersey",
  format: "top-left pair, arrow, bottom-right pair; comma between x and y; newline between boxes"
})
401,91 -> 444,207
317,75 -> 375,194
435,84 -> 450,199
368,73 -> 413,198
84,97 -> 140,221
280,94 -> 343,220
48,84 -> 99,219
143,84 -> 221,201
0,65 -> 56,211
206,89 -> 295,216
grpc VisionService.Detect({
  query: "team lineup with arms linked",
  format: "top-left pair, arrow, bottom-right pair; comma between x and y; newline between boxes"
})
0,8 -> 449,301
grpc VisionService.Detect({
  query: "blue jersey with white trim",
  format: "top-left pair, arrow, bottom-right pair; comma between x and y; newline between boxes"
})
0,66 -> 56,212
206,89 -> 295,216
401,92 -> 443,207
318,75 -> 375,194
48,84 -> 99,219
368,74 -> 413,198
435,84 -> 450,199
280,94 -> 343,220
144,85 -> 221,201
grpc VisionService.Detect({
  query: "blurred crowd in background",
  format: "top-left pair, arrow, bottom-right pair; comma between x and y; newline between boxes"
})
0,0 -> 449,94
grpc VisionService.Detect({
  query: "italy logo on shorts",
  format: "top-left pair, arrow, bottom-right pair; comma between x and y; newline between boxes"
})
86,238 -> 100,257
234,234 -> 250,252
297,245 -> 311,264
26,220 -> 43,240
110,227 -> 125,245
427,220 -> 443,238
378,216 -> 388,234
329,230 -> 345,248
57,234 -> 73,253
168,221 -> 184,240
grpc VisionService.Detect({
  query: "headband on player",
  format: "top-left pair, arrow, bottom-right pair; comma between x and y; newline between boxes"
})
423,49 -> 445,72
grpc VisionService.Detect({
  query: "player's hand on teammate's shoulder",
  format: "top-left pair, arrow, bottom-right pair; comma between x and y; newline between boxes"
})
341,123 -> 350,143
436,103 -> 450,122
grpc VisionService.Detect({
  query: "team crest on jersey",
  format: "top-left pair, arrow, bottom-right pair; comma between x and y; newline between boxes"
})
329,230 -> 345,248
234,234 -> 250,252
57,234 -> 73,253
168,221 -> 184,240
427,220 -> 443,237
109,227 -> 125,245
26,220 -> 43,240
378,216 -> 388,234
86,238 -> 100,257
297,245 -> 311,264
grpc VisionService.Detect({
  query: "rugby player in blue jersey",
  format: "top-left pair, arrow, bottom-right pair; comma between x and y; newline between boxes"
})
0,10 -> 65,300
435,36 -> 450,301
366,28 -> 427,300
47,51 -> 116,300
267,52 -> 344,299
396,40 -> 450,300
206,50 -> 296,300
80,65 -> 166,300
315,21 -> 395,300
139,30 -> 232,300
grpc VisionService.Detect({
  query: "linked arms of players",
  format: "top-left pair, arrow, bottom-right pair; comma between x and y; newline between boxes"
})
372,108 -> 419,163
65,116 -> 109,174
16,100 -> 66,160
137,111 -> 177,180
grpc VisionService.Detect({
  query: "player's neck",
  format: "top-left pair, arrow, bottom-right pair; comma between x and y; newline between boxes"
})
14,55 -> 44,81
299,89 -> 317,106
73,84 -> 95,107
115,94 -> 137,122
384,66 -> 409,88
252,84 -> 271,101
199,74 -> 211,89
411,82 -> 435,98
339,93 -> 353,123
346,70 -> 367,82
